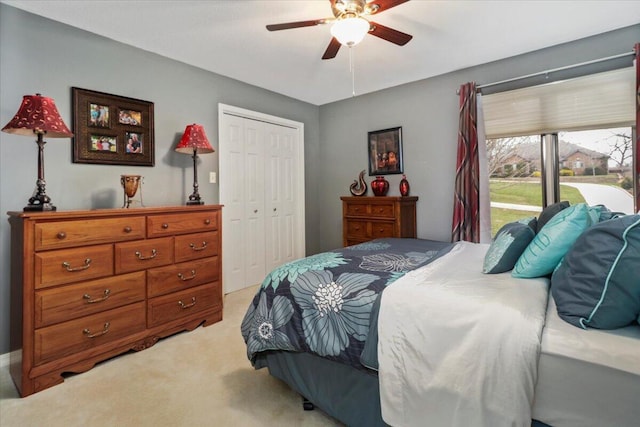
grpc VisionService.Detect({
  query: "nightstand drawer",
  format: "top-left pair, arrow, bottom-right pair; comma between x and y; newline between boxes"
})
371,221 -> 395,238
345,220 -> 368,238
35,272 -> 146,328
174,231 -> 219,263
34,217 -> 145,251
345,203 -> 370,216
147,212 -> 218,238
368,203 -> 395,218
34,302 -> 146,365
35,244 -> 114,289
115,237 -> 174,274
147,257 -> 219,298
147,283 -> 220,328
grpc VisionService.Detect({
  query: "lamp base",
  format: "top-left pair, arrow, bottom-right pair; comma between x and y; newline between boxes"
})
24,203 -> 56,212
186,200 -> 204,206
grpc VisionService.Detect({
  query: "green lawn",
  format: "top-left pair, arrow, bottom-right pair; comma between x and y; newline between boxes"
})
491,208 -> 539,237
489,180 -> 586,237
490,180 -> 585,206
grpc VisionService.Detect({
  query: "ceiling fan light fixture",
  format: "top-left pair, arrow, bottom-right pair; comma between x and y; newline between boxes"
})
330,16 -> 369,47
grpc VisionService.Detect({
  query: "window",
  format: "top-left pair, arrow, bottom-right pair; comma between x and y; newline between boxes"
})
483,67 -> 636,235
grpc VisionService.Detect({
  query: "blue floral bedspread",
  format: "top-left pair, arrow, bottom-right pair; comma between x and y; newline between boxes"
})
241,238 -> 453,370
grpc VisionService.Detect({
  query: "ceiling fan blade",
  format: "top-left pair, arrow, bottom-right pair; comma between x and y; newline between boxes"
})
368,21 -> 412,46
322,37 -> 342,60
266,19 -> 327,31
367,0 -> 411,15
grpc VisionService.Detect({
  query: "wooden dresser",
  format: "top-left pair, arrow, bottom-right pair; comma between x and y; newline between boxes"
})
341,196 -> 418,246
8,205 -> 223,396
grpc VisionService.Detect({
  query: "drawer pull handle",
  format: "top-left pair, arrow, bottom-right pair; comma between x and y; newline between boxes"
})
62,258 -> 92,272
123,226 -> 132,233
83,322 -> 110,338
178,297 -> 197,309
204,219 -> 211,225
135,249 -> 158,260
83,289 -> 111,304
162,223 -> 169,229
189,241 -> 208,252
57,232 -> 66,240
178,270 -> 197,281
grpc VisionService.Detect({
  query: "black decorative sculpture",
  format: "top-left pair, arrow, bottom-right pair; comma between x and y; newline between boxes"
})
349,170 -> 367,196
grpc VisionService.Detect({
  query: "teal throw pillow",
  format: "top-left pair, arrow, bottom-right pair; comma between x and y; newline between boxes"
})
552,215 -> 640,329
513,203 -> 592,278
483,217 -> 537,274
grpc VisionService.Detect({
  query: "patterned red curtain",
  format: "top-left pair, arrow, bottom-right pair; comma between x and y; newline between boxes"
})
451,82 -> 480,242
635,43 -> 639,213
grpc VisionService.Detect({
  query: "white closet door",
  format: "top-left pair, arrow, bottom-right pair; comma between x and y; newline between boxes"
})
264,123 -> 298,273
219,104 -> 306,295
219,114 -> 247,293
243,120 -> 266,287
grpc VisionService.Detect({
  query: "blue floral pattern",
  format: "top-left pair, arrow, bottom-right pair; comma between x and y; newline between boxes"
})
241,238 -> 453,369
290,270 -> 378,356
261,252 -> 349,291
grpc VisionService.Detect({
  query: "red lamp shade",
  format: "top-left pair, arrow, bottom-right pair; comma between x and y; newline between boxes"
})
2,94 -> 73,137
174,124 -> 214,154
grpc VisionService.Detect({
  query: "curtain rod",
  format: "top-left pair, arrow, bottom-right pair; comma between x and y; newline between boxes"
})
456,50 -> 635,94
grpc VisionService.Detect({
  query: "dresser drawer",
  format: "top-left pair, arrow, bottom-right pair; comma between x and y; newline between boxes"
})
147,212 -> 218,238
34,217 -> 146,251
345,220 -> 369,238
368,203 -> 395,218
35,271 -> 146,328
147,257 -> 219,298
34,302 -> 146,365
35,244 -> 113,289
174,231 -> 219,263
370,221 -> 395,238
114,237 -> 174,274
147,283 -> 220,328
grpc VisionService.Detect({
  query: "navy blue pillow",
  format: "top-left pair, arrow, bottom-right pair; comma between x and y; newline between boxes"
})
536,201 -> 570,233
551,214 -> 640,329
483,217 -> 537,274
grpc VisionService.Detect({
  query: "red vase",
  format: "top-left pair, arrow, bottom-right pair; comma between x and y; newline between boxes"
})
371,176 -> 389,196
399,174 -> 410,196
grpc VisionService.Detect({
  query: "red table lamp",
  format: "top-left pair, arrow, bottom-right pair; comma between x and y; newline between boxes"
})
174,124 -> 214,205
2,94 -> 73,211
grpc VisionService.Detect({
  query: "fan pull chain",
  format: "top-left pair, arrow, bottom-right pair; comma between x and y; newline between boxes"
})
349,46 -> 356,97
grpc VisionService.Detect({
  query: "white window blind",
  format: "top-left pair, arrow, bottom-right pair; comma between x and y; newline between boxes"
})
483,67 -> 635,139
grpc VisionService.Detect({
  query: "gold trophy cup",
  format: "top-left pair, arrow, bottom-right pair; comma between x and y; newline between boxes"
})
121,175 -> 143,208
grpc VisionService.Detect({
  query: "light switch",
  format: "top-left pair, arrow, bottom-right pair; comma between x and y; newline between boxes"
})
209,172 -> 216,183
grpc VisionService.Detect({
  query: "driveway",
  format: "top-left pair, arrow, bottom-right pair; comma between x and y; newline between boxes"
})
562,182 -> 634,214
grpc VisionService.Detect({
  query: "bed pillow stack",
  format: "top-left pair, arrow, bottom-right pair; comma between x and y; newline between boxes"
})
482,201 -> 570,275
512,203 -> 593,278
551,214 -> 640,329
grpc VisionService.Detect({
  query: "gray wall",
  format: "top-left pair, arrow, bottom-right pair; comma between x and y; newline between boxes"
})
316,25 -> 639,252
0,2 -> 637,355
0,4 -> 321,355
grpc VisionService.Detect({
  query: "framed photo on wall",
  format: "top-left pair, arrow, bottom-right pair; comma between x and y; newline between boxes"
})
72,87 -> 154,166
368,126 -> 403,175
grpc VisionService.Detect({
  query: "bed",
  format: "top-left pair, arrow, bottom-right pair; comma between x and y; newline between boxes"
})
241,206 -> 640,427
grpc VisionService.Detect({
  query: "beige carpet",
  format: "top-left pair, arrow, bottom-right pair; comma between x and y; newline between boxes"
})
0,286 -> 342,427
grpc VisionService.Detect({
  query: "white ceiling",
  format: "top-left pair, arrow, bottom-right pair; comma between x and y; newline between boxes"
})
3,0 -> 640,105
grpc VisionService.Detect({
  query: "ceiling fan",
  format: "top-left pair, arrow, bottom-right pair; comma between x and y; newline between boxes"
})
266,0 -> 413,60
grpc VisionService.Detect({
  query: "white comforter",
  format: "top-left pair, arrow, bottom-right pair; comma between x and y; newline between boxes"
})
378,241 -> 549,427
